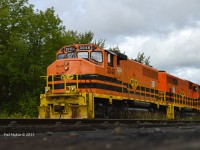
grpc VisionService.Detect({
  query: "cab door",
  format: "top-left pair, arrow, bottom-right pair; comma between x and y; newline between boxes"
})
106,52 -> 116,77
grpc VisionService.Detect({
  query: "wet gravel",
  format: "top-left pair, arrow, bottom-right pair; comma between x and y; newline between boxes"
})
1,125 -> 200,150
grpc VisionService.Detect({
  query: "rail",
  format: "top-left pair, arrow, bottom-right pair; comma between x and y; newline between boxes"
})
1,118 -> 200,126
1,118 -> 200,135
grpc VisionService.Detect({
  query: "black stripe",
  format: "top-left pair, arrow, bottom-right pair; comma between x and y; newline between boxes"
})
48,75 -> 62,81
49,82 -> 158,98
49,82 -> 122,92
48,74 -> 158,93
48,74 -> 159,96
48,74 -> 122,84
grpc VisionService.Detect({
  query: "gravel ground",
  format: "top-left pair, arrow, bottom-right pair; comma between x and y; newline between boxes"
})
1,125 -> 200,150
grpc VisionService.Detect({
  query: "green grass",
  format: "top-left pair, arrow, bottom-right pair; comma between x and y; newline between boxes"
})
0,111 -> 33,118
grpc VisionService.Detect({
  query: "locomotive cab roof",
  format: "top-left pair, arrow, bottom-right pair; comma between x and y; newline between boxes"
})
56,44 -> 128,62
107,50 -> 127,60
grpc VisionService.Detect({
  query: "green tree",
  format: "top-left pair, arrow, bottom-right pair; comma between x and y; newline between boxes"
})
135,52 -> 150,66
109,45 -> 121,52
63,30 -> 94,45
144,56 -> 150,66
0,0 -> 95,117
0,0 -> 65,116
93,39 -> 106,48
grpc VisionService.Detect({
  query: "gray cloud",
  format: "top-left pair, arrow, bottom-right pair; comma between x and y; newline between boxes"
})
69,0 -> 200,41
29,0 -> 200,40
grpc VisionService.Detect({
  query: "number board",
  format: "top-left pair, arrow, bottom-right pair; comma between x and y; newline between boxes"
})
66,46 -> 76,51
79,45 -> 91,50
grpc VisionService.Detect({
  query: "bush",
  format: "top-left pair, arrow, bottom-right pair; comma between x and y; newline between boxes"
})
17,91 -> 39,118
0,91 -> 39,118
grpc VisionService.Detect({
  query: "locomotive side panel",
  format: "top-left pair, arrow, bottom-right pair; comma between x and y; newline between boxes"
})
119,59 -> 159,103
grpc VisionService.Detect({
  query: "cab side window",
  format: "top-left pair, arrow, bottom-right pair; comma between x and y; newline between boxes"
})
108,53 -> 113,66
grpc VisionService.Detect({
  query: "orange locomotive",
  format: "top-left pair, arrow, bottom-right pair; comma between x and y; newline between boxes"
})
38,44 -> 200,119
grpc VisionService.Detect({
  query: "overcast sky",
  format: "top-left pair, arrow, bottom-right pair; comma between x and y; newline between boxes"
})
29,0 -> 200,84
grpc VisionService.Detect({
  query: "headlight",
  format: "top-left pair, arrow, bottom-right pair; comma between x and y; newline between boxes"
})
70,86 -> 76,91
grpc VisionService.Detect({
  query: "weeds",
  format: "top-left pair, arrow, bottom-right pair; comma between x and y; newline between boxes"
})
0,91 -> 39,118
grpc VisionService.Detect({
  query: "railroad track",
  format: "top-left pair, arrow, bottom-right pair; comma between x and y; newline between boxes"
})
0,118 -> 199,125
0,118 -> 199,134
0,118 -> 199,126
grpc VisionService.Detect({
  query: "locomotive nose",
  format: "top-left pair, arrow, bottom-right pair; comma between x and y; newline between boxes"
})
52,59 -> 81,74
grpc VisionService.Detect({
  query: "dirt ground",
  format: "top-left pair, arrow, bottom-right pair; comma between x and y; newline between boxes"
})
1,125 -> 200,150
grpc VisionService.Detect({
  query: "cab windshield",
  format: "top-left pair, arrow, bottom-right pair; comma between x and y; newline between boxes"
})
57,51 -> 103,64
66,52 -> 75,58
57,54 -> 65,60
77,52 -> 88,59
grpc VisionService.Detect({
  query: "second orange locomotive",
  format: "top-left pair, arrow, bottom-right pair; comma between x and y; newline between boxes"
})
38,44 -> 200,119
